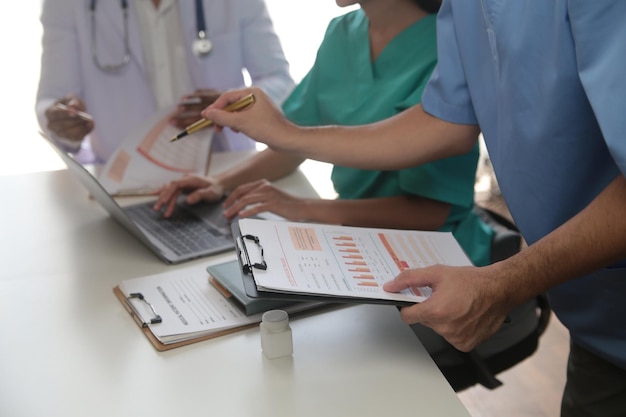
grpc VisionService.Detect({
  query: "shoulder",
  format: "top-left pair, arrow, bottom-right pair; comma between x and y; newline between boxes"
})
324,9 -> 367,38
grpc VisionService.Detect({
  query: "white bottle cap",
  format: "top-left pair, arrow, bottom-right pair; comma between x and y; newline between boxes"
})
261,310 -> 289,332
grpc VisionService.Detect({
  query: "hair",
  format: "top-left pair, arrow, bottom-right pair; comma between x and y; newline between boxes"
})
413,0 -> 441,14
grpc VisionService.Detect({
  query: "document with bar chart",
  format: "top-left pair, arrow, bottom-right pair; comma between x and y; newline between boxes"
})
235,218 -> 473,305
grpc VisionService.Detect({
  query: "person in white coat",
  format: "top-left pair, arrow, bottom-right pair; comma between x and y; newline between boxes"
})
36,0 -> 294,163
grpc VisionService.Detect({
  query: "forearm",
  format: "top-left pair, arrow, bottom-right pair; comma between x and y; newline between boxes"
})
207,91 -> 479,170
300,195 -> 451,230
290,105 -> 479,170
490,174 -> 626,307
215,149 -> 304,192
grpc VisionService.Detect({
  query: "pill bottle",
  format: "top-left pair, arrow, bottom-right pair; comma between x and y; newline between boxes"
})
260,309 -> 293,359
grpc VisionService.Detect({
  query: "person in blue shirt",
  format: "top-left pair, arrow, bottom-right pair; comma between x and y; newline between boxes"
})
197,1 -> 626,415
155,0 -> 495,267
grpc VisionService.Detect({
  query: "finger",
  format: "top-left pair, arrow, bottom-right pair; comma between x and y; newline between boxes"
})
205,88 -> 255,112
187,187 -> 222,204
223,193 -> 262,218
201,107 -> 246,133
163,190 -> 182,218
67,97 -> 81,108
153,183 -> 182,211
153,186 -> 172,211
397,302 -> 429,326
236,202 -> 269,218
153,189 -> 180,218
223,180 -> 262,208
200,89 -> 257,132
154,176 -> 213,210
382,268 -> 435,293
171,176 -> 211,192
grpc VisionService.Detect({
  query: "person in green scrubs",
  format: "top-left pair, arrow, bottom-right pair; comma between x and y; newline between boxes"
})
154,0 -> 494,266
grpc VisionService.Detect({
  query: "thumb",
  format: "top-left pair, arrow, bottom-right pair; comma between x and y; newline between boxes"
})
66,94 -> 83,109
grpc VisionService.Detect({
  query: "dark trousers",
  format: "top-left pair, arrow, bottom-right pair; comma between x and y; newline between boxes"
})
561,341 -> 626,417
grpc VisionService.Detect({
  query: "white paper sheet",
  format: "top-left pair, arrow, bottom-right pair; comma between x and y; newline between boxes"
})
119,264 -> 258,344
99,108 -> 213,195
238,218 -> 474,304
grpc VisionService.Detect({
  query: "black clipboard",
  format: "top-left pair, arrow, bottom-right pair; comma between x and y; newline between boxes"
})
231,221 -> 415,307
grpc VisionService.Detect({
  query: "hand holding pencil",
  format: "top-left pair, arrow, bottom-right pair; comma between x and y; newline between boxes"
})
192,87 -> 299,153
169,93 -> 256,142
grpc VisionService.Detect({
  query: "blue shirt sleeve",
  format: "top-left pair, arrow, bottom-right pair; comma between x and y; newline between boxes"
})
421,0 -> 478,125
568,0 -> 626,175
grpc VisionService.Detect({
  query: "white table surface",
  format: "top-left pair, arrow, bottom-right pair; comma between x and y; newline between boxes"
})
0,155 -> 470,417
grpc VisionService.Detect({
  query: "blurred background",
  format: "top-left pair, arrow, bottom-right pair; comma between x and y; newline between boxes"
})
0,1 -> 354,182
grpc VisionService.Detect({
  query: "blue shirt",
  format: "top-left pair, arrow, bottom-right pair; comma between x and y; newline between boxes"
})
282,10 -> 493,266
422,0 -> 626,368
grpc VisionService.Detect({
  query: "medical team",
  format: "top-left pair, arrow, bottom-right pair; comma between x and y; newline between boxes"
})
36,1 -> 626,416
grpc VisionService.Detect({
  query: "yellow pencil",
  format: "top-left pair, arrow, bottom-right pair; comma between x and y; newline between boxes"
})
169,93 -> 256,142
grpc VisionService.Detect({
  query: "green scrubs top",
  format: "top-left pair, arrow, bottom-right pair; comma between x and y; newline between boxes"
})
281,10 -> 493,266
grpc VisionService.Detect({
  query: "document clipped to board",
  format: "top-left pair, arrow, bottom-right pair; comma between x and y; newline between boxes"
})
232,218 -> 473,306
113,263 -> 326,351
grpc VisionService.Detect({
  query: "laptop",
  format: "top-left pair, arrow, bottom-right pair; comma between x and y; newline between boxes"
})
44,136 -> 234,264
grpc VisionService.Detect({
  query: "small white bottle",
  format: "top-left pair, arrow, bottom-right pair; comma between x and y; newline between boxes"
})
260,309 -> 293,359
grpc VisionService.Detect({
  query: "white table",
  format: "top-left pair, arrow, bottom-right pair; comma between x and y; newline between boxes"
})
0,161 -> 470,417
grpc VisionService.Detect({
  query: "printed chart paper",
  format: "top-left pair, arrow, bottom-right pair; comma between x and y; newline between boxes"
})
238,218 -> 473,304
99,108 -> 212,195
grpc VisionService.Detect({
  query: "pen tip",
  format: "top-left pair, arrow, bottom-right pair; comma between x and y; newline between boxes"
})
169,130 -> 188,143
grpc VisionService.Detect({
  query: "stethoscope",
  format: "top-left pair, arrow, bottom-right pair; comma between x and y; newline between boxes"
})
90,0 -> 212,73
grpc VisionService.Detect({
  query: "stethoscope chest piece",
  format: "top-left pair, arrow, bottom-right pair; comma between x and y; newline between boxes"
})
192,0 -> 211,57
192,31 -> 212,56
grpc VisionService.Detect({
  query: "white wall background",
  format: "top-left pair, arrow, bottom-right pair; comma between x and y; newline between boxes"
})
0,1 -> 354,180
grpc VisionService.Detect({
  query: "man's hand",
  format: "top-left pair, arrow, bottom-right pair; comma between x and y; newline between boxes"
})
45,95 -> 94,143
383,264 -> 512,352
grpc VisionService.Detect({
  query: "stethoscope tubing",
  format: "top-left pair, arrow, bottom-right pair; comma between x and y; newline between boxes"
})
90,0 -> 210,73
90,0 -> 131,72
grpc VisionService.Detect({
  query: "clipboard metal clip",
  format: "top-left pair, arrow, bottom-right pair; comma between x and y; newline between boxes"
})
237,234 -> 267,274
127,292 -> 163,327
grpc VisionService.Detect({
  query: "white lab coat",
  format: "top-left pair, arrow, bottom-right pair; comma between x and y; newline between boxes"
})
36,0 -> 294,163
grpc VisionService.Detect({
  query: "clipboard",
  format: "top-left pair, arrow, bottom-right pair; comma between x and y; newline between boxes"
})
206,260 -> 311,316
231,220 -> 426,307
113,286 -> 257,352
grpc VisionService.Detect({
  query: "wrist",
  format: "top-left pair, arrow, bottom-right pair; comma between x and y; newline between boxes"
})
486,250 -> 545,308
55,135 -> 84,152
206,176 -> 225,199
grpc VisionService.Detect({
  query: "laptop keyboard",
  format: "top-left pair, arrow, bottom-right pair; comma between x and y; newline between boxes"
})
125,203 -> 231,256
